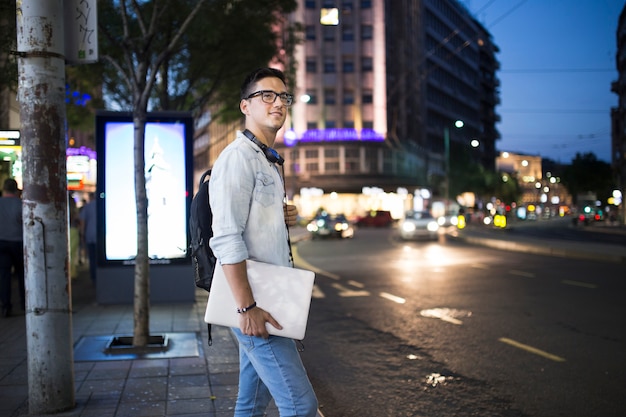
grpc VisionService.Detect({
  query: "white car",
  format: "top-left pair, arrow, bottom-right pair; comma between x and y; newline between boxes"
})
399,211 -> 440,240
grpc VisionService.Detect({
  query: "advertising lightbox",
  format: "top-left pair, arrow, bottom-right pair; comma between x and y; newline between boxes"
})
95,111 -> 193,267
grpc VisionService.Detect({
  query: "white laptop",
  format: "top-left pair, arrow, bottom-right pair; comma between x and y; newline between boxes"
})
204,259 -> 315,340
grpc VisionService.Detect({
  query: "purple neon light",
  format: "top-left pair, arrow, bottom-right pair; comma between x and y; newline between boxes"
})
284,128 -> 384,147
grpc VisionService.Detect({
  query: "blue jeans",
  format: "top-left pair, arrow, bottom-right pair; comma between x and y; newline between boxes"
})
232,328 -> 318,417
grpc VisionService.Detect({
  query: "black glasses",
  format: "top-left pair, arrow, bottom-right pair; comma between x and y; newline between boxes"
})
246,90 -> 294,106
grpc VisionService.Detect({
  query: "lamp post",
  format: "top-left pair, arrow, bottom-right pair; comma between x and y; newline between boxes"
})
443,120 -> 464,213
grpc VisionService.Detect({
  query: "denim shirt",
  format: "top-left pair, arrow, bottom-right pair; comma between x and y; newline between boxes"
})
208,131 -> 291,267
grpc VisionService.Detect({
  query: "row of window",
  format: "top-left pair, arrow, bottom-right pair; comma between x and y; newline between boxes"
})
304,89 -> 373,105
306,25 -> 373,41
305,1 -> 372,9
306,56 -> 373,73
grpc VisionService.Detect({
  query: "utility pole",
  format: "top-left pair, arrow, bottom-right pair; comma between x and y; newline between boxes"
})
16,0 -> 75,413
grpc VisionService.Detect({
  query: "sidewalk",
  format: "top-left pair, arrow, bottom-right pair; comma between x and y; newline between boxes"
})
0,227 -> 324,417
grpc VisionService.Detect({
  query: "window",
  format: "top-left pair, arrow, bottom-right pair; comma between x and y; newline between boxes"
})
342,25 -> 354,41
305,149 -> 319,158
360,0 -> 371,8
325,162 -> 340,172
343,90 -> 354,104
362,90 -> 373,103
305,25 -> 316,40
323,57 -> 336,73
344,120 -> 354,128
361,25 -> 373,40
362,56 -> 373,71
326,120 -> 336,128
342,59 -> 354,73
306,162 -> 319,173
324,90 -> 336,105
307,122 -> 318,130
325,148 -> 339,158
363,120 -> 373,129
345,147 -> 360,158
323,26 -> 335,41
305,0 -> 316,8
306,58 -> 317,73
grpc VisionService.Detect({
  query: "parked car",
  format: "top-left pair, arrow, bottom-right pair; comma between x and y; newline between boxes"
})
399,211 -> 439,240
355,210 -> 394,227
307,213 -> 354,239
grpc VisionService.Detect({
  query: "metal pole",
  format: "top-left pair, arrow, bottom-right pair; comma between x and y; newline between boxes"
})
16,0 -> 75,413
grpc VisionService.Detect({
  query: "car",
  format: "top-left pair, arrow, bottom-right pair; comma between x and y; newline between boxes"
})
355,210 -> 394,227
399,211 -> 439,240
437,212 -> 459,227
307,213 -> 354,239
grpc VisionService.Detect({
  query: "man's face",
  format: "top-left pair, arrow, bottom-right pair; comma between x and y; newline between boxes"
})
241,76 -> 289,133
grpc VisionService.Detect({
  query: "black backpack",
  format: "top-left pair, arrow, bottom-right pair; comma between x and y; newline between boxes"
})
189,169 -> 217,345
189,169 -> 217,292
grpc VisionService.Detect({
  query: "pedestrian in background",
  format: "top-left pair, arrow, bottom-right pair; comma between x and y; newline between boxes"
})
79,192 -> 97,284
68,195 -> 80,279
0,178 -> 25,317
209,67 -> 318,416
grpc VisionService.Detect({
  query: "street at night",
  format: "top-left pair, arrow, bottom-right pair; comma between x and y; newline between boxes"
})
295,223 -> 626,417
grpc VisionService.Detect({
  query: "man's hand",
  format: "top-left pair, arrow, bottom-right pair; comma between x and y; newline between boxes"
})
239,306 -> 282,339
284,204 -> 298,227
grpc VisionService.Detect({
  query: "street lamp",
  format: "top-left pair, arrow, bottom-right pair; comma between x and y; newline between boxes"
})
443,120 -> 464,212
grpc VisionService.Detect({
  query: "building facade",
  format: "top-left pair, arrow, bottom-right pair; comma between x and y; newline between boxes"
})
275,0 -> 500,209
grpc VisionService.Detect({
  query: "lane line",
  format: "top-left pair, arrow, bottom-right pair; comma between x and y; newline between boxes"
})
292,246 -> 341,280
499,337 -> 566,362
347,280 -> 365,288
380,292 -> 406,304
562,279 -> 597,289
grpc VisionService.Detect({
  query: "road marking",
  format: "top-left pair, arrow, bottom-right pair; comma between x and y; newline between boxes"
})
498,337 -> 566,362
331,283 -> 370,297
509,270 -> 535,278
420,308 -> 470,325
562,279 -> 597,289
471,263 -> 489,269
380,292 -> 406,304
347,280 -> 365,288
312,285 -> 325,298
292,246 -> 341,280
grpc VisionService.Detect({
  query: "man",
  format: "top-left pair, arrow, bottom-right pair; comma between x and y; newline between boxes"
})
209,68 -> 318,416
0,178 -> 25,317
79,192 -> 97,284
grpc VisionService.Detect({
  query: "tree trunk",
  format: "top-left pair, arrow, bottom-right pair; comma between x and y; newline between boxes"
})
16,0 -> 75,413
133,111 -> 150,346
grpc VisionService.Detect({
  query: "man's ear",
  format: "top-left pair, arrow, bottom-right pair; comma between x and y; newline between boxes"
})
240,99 -> 249,116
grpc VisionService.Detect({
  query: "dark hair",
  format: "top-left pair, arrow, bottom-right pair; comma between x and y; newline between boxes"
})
240,67 -> 287,100
2,178 -> 18,193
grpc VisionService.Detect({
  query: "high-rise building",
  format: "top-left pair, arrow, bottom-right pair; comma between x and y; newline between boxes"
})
273,0 -> 500,207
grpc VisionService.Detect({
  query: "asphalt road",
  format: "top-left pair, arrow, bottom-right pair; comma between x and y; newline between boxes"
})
295,227 -> 626,417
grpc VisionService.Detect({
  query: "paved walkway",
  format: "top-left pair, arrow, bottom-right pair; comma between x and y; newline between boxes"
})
1,227 -> 324,417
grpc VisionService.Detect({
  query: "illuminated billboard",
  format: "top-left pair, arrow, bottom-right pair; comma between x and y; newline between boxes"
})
95,111 -> 193,266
